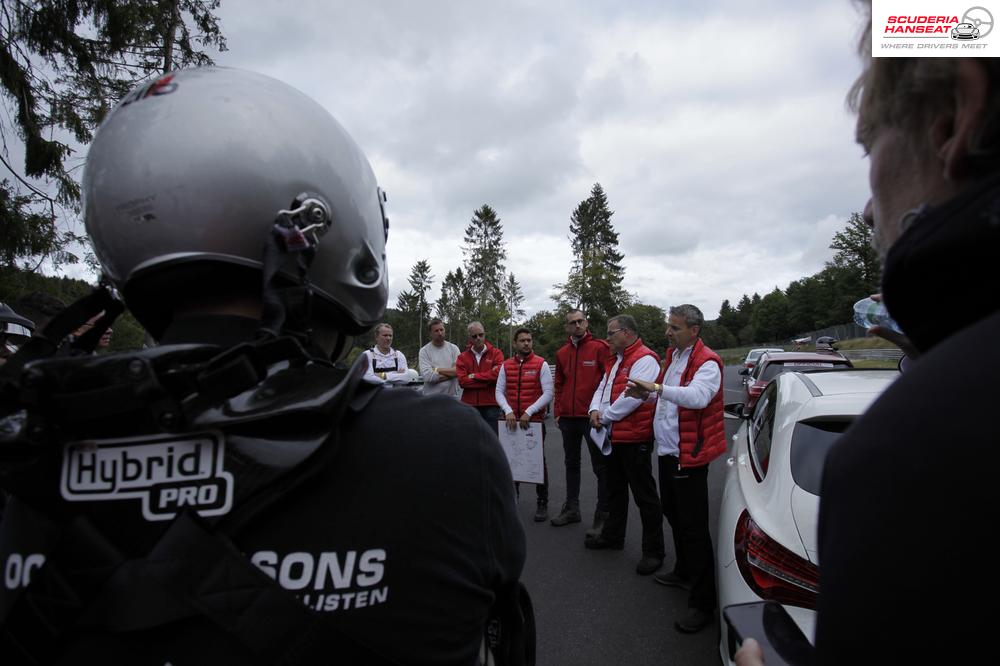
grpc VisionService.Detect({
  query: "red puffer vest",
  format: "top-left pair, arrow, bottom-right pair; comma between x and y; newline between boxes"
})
606,339 -> 658,443
661,338 -> 726,467
554,333 -> 609,418
503,353 -> 546,421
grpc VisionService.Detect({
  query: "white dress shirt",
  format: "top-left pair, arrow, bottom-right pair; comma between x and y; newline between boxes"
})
589,352 -> 659,425
652,344 -> 721,456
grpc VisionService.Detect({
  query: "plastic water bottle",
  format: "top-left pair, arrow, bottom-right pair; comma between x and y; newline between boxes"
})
853,297 -> 902,333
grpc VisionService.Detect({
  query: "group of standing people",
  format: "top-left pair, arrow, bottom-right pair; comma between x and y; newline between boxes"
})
368,305 -> 727,635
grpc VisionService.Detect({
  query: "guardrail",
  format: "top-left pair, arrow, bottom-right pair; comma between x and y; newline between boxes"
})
837,348 -> 905,361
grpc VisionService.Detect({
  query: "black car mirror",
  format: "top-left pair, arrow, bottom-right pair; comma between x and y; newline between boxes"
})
724,402 -> 746,419
738,368 -> 749,376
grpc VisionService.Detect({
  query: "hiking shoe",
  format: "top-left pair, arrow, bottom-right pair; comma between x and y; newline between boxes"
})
653,571 -> 692,590
533,502 -> 548,522
585,510 -> 609,538
583,534 -> 624,550
636,556 -> 663,576
674,608 -> 714,633
550,503 -> 582,527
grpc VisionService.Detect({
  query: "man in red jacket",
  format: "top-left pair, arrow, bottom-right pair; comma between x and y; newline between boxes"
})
627,304 -> 725,634
456,321 -> 506,427
552,310 -> 609,533
496,328 -> 553,522
586,314 -> 665,577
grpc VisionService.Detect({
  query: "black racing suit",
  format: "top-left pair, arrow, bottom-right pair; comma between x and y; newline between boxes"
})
0,315 -> 528,665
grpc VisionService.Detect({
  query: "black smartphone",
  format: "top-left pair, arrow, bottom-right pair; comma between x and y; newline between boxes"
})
723,601 -> 813,666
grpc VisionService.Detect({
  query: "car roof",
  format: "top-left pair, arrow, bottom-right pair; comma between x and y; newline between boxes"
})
758,351 -> 848,364
746,347 -> 783,357
790,368 -> 898,398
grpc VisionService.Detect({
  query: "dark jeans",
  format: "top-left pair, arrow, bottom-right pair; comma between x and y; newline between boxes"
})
514,422 -> 548,502
601,441 -> 664,558
557,416 -> 608,512
474,405 -> 503,431
658,455 -> 717,612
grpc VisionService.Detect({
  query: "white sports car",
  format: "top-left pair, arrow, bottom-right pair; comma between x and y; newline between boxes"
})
951,22 -> 980,39
717,369 -> 899,665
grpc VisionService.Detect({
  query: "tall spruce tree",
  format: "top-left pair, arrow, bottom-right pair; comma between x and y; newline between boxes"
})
395,259 -> 434,349
437,268 -> 474,345
501,271 -> 525,356
1,0 -> 226,267
554,183 -> 630,328
461,204 -> 510,339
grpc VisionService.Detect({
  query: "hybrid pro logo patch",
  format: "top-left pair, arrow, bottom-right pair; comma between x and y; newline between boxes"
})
60,432 -> 234,521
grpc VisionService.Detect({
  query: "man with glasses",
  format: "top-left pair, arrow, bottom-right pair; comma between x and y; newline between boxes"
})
457,321 -> 506,427
0,303 -> 34,367
586,314 -> 665,576
552,310 -> 610,535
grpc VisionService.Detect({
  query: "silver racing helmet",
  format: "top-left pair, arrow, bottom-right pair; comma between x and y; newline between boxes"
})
83,67 -> 389,339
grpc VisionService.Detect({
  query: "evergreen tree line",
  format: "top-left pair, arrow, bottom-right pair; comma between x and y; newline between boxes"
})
373,201 -> 881,364
369,184 -> 645,363
707,212 -> 880,349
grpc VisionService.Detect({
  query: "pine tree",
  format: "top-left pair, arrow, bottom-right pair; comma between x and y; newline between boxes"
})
437,268 -> 474,345
1,0 -> 226,267
461,204 -> 510,338
554,183 -> 630,327
461,204 -> 508,306
828,212 -> 881,295
395,259 -> 434,348
501,271 -> 525,356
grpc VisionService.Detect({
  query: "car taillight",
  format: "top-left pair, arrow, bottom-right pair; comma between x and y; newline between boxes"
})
734,510 -> 819,609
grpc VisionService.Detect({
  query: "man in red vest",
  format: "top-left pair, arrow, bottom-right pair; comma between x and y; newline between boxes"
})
495,328 -> 553,522
586,314 -> 665,576
627,304 -> 726,634
456,321 -> 505,427
552,309 -> 609,533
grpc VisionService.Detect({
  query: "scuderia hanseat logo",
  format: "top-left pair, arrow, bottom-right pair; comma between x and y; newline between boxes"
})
60,432 -> 234,521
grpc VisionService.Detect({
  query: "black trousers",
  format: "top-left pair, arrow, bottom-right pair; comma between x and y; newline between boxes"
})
601,441 -> 664,558
557,417 -> 608,511
658,454 -> 717,611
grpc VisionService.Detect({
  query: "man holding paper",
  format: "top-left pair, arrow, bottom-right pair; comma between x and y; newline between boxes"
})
496,327 -> 553,522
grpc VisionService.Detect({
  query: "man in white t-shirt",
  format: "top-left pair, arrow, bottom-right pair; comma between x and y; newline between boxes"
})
418,318 -> 460,397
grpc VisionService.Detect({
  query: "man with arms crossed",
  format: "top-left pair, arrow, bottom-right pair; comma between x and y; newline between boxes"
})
457,321 -> 505,426
362,323 -> 410,384
418,318 -> 460,397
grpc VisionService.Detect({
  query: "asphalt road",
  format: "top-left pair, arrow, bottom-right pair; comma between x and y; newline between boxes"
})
516,366 -> 747,666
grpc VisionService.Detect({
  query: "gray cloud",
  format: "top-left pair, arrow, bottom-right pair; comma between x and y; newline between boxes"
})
208,1 -> 872,320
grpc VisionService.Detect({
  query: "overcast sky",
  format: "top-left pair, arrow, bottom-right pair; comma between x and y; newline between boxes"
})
105,1 -> 876,320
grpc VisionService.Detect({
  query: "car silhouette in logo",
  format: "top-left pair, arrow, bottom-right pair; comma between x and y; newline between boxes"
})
952,22 -> 980,39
